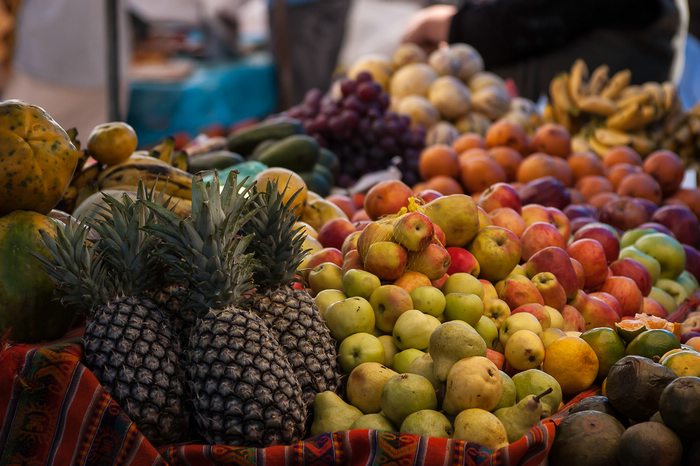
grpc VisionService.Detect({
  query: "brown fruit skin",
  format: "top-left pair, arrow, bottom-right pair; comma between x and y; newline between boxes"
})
485,120 -> 529,155
549,411 -> 625,466
531,123 -> 571,158
616,173 -> 662,205
642,150 -> 685,197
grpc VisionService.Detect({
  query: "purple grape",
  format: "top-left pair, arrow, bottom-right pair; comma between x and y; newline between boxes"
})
336,174 -> 355,188
328,116 -> 345,136
340,110 -> 360,130
379,136 -> 397,154
339,79 -> 357,97
355,71 -> 373,83
377,92 -> 390,111
356,82 -> 380,102
304,89 -> 323,106
367,107 -> 381,120
368,147 -> 385,160
357,118 -> 372,134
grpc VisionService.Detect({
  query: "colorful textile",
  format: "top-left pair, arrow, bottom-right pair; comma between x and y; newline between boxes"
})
1,330 -> 596,466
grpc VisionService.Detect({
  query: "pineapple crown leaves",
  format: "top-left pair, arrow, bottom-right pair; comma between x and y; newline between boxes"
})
243,179 -> 307,288
145,170 -> 260,310
34,220 -> 116,315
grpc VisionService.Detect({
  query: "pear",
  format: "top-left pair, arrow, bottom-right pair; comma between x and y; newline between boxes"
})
381,373 -> 438,426
511,369 -> 563,418
493,370 -> 517,410
429,320 -> 487,381
494,387 -> 553,443
400,409 -> 453,438
421,194 -> 480,247
310,391 -> 363,436
406,352 -> 442,390
350,413 -> 397,432
452,408 -> 509,451
442,356 -> 502,414
346,362 -> 398,414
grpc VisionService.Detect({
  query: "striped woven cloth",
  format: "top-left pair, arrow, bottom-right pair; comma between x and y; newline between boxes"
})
0,330 -> 597,466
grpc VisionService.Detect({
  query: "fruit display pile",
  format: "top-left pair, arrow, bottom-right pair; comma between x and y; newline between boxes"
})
2,41 -> 700,465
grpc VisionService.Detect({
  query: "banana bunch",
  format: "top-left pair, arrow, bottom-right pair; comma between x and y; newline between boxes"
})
60,137 -> 193,216
545,59 -> 683,158
654,102 -> 700,167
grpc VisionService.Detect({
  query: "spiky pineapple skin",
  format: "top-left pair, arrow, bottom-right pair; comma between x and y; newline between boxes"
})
252,285 -> 341,408
151,283 -> 196,348
187,306 -> 306,446
83,296 -> 188,445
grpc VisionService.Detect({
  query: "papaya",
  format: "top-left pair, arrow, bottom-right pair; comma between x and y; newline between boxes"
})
0,210 -> 77,342
256,134 -> 320,172
187,150 -> 244,174
226,117 -> 303,156
0,100 -> 81,215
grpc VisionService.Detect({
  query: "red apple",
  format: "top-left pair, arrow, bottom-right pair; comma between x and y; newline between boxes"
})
567,238 -> 609,291
468,226 -> 522,282
561,304 -> 586,332
640,297 -> 668,318
393,212 -> 435,251
652,204 -> 700,247
498,275 -> 545,309
588,291 -> 623,318
416,189 -> 443,203
364,179 -> 413,220
342,249 -> 363,274
564,204 -> 599,221
512,303 -> 552,329
351,209 -> 370,222
525,246 -> 579,299
683,244 -> 700,282
570,216 -> 597,234
599,196 -> 651,231
317,217 -> 357,250
408,242 -> 451,280
547,207 -> 572,242
326,194 -> 357,219
599,275 -> 644,317
571,290 -> 619,330
519,176 -> 571,210
432,273 -> 449,289
609,258 -> 652,296
357,220 -> 396,260
489,207 -> 527,237
433,223 -> 446,245
363,241 -> 408,280
570,257 -> 586,290
520,222 -> 566,261
637,222 -> 675,237
394,271 -> 432,293
573,224 -> 620,264
636,198 -> 659,218
531,271 -> 567,310
305,247 -> 344,274
446,247 -> 480,276
341,230 -> 361,255
478,182 -> 522,213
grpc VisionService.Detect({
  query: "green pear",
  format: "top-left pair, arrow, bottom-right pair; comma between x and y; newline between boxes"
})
406,352 -> 442,389
310,391 -> 363,436
350,413 -> 397,432
346,362 -> 398,413
428,320 -> 486,381
343,268 -> 381,299
452,408 -> 509,451
392,348 -> 425,373
378,335 -> 399,367
380,373 -> 438,426
494,387 -> 553,442
511,369 -> 563,418
493,370 -> 517,410
400,409 -> 453,438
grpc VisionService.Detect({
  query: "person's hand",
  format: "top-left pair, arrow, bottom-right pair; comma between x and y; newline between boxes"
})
401,5 -> 457,53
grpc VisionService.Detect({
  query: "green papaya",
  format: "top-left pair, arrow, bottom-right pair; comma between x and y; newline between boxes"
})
187,150 -> 245,174
226,117 -> 303,156
256,134 -> 320,172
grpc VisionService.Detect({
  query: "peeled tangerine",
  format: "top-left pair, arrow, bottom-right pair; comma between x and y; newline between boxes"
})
442,356 -> 503,415
453,409 -> 508,451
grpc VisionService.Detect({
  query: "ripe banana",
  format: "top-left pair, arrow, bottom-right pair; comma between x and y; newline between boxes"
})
97,157 -> 193,199
550,74 -> 577,125
642,82 -> 665,112
594,128 -> 631,147
606,103 -> 644,131
542,103 -> 556,123
616,91 -> 651,110
586,133 -> 616,158
586,64 -> 609,96
568,59 -> 588,107
578,95 -> 618,116
600,69 -> 631,100
571,134 -> 592,154
628,132 -> 655,156
661,82 -> 677,113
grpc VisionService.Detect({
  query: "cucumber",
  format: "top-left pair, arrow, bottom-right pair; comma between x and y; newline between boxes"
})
187,150 -> 245,174
227,117 -> 303,156
256,134 -> 320,172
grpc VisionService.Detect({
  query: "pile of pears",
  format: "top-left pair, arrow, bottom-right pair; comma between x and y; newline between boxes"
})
310,319 -> 564,451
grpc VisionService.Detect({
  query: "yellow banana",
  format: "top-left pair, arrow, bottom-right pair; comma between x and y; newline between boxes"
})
586,64 -> 609,96
674,125 -> 693,145
637,105 -> 658,128
542,103 -> 556,123
578,95 -> 618,116
550,74 -> 577,117
616,91 -> 651,110
688,116 -> 700,136
606,103 -> 643,131
170,150 -> 189,171
568,59 -> 588,107
571,134 -> 591,154
150,137 -> 176,164
628,132 -> 655,156
586,133 -> 616,158
642,82 -> 665,111
594,127 -> 631,146
601,69 -> 631,100
661,82 -> 677,113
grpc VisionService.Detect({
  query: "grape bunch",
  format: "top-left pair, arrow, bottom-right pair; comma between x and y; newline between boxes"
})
285,72 -> 426,188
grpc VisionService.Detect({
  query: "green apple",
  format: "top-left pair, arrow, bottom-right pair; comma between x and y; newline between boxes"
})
442,272 -> 484,298
342,269 -> 381,299
308,262 -> 343,296
325,297 -> 376,341
655,278 -> 689,306
338,332 -> 386,373
370,284 -> 414,333
392,348 -> 425,373
648,286 -> 677,314
499,312 -> 543,347
410,286 -> 447,317
315,289 -> 347,319
474,315 -> 499,349
443,292 -> 484,326
635,233 -> 686,280
484,298 -> 511,330
378,335 -> 399,367
676,270 -> 699,296
543,305 -> 564,329
619,245 -> 662,283
393,309 -> 441,350
467,225 -> 522,282
620,227 -> 658,249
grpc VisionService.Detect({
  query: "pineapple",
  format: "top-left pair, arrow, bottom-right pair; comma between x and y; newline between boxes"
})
243,181 -> 341,409
146,172 -> 307,446
37,187 -> 189,446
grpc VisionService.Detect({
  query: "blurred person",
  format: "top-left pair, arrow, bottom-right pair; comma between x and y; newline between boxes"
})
2,0 -> 130,137
402,0 -> 688,100
268,0 -> 352,107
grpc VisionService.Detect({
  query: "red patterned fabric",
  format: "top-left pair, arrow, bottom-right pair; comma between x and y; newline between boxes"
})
0,330 -> 596,466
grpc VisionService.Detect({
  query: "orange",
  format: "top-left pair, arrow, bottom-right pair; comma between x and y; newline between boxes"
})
87,121 -> 138,166
485,120 -> 529,155
459,155 -> 507,194
420,175 -> 464,195
575,175 -> 614,201
516,152 -> 559,184
602,146 -> 642,168
568,151 -> 606,181
488,146 -> 523,181
617,172 -> 662,205
606,163 -> 642,190
452,132 -> 485,153
255,167 -> 308,215
543,336 -> 599,396
531,123 -> 571,158
418,144 -> 460,180
642,150 -> 685,196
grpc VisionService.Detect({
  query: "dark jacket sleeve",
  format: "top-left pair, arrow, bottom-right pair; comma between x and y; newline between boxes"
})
447,0 -> 662,68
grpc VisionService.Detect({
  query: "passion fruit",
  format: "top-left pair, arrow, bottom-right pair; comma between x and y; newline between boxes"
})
549,411 -> 625,466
